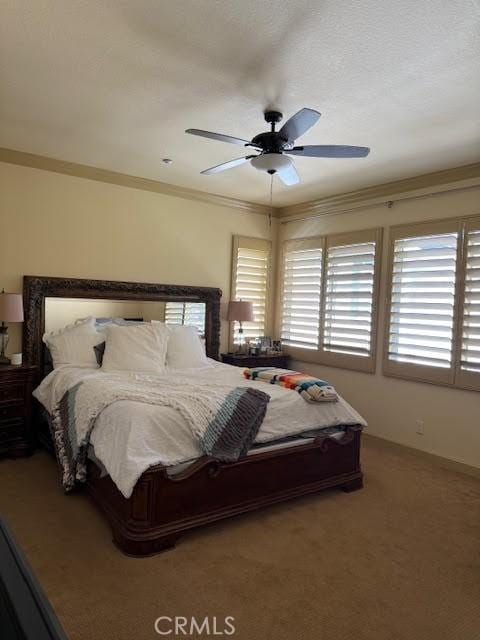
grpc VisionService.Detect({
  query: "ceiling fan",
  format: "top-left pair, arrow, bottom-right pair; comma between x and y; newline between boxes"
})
186,108 -> 370,186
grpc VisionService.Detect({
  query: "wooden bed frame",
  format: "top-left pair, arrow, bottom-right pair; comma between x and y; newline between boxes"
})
23,275 -> 363,556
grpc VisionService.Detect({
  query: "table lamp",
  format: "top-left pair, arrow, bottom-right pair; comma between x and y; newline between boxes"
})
227,300 -> 254,354
0,290 -> 24,365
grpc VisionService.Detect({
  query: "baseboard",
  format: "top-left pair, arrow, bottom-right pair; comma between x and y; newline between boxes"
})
363,433 -> 480,480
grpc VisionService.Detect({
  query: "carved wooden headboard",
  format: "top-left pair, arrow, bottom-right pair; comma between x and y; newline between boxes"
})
23,275 -> 222,378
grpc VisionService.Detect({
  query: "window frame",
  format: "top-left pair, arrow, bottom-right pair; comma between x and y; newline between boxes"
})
455,217 -> 480,391
382,215 -> 480,392
280,227 -> 382,374
230,235 -> 272,349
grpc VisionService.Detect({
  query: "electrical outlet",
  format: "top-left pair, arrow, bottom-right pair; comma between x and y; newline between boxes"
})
415,419 -> 424,435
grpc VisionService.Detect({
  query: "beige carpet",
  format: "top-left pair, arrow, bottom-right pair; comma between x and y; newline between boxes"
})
0,435 -> 479,640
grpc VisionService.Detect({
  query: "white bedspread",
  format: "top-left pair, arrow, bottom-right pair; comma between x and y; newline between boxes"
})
34,360 -> 366,498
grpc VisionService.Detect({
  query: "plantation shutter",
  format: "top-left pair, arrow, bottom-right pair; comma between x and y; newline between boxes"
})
384,221 -> 459,385
321,230 -> 380,370
456,220 -> 480,390
281,237 -> 323,350
165,302 -> 206,336
231,236 -> 271,344
182,303 -> 206,335
165,302 -> 185,326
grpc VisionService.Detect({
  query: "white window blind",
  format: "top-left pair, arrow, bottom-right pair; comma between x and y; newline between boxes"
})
231,237 -> 271,344
164,302 -> 184,325
385,217 -> 480,390
323,240 -> 376,357
280,230 -> 380,371
388,232 -> 458,370
183,303 -> 206,335
281,240 -> 323,349
460,228 -> 480,374
165,302 -> 206,335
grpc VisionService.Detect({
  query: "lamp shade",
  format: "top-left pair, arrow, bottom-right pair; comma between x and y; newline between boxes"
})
227,300 -> 254,323
0,292 -> 24,322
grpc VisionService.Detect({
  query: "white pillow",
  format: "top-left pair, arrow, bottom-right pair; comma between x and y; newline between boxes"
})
43,317 -> 102,369
101,323 -> 168,374
166,325 -> 208,369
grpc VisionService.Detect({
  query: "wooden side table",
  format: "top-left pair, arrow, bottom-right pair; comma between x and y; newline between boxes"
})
0,365 -> 37,458
221,353 -> 290,369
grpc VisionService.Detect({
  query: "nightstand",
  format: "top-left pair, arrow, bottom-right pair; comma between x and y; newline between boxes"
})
221,353 -> 290,369
0,365 -> 37,458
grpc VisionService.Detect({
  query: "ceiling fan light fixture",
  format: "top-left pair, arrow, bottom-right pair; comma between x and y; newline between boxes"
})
250,153 -> 292,174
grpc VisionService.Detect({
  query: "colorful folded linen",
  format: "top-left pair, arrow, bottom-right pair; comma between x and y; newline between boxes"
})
243,367 -> 338,403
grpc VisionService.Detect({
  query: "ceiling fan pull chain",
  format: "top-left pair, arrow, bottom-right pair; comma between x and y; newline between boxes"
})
269,174 -> 274,227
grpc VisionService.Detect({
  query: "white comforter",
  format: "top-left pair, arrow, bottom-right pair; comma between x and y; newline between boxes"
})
34,360 -> 366,498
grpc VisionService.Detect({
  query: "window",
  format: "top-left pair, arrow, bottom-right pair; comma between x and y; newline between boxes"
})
165,302 -> 206,336
231,236 -> 272,345
281,238 -> 323,350
280,229 -> 381,372
456,219 -> 480,390
384,216 -> 480,391
323,234 -> 377,359
387,230 -> 457,371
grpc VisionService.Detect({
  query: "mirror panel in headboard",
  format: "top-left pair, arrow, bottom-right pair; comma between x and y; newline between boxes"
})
44,298 -> 206,335
23,276 -> 221,378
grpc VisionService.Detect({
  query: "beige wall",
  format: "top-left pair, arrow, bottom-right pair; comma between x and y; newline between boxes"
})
0,161 -> 274,353
278,183 -> 480,469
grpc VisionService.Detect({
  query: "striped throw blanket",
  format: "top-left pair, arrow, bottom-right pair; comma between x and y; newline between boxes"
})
50,375 -> 270,492
243,367 -> 338,403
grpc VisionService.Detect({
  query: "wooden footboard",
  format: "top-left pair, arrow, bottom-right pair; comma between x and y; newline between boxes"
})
85,427 -> 363,556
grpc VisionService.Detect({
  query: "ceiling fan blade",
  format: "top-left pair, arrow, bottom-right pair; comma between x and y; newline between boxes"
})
288,145 -> 370,158
279,108 -> 321,143
201,156 -> 254,175
276,162 -> 300,186
186,128 -> 257,147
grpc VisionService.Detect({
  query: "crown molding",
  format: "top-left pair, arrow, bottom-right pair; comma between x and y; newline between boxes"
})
2,147 -> 479,221
0,147 -> 271,217
276,162 -> 480,219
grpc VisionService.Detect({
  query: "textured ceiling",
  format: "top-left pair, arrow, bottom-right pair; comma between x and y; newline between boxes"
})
1,0 -> 479,207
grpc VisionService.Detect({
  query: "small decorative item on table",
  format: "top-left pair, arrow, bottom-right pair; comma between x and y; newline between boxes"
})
258,336 -> 272,354
221,352 -> 290,369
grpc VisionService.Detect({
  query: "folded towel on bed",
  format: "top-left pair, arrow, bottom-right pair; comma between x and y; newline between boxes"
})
243,367 -> 338,403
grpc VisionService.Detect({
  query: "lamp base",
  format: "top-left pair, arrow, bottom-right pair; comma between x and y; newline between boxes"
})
0,323 -> 10,365
235,323 -> 245,355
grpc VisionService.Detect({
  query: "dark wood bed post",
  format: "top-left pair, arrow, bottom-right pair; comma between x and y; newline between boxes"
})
23,275 -> 363,556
